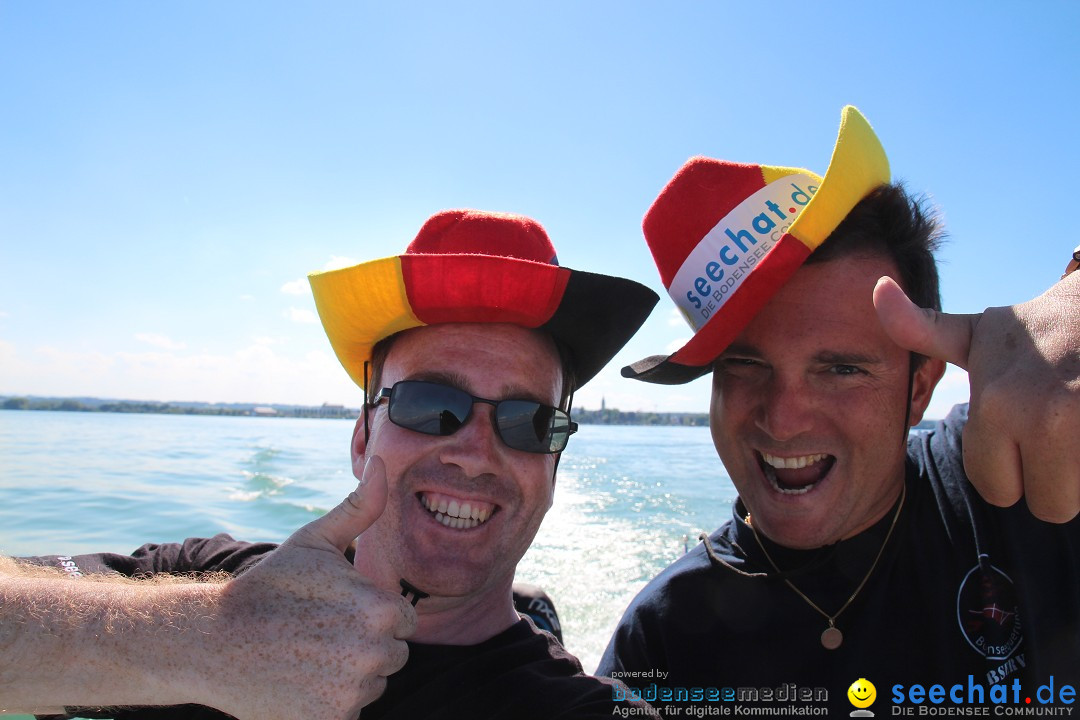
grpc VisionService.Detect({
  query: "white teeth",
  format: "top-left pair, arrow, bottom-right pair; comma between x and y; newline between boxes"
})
760,452 -> 830,495
433,511 -> 480,529
421,493 -> 492,529
764,465 -> 815,495
761,452 -> 827,469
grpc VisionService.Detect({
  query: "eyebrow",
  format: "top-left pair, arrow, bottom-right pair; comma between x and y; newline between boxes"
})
718,345 -> 883,366
719,342 -> 762,358
813,351 -> 883,366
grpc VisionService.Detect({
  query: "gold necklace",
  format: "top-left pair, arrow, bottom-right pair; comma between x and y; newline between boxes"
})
748,484 -> 906,650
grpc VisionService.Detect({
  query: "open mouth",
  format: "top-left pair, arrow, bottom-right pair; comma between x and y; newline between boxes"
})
419,491 -> 496,529
758,451 -> 835,495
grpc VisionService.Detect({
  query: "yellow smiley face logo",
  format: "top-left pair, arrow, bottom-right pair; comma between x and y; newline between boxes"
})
848,678 -> 876,709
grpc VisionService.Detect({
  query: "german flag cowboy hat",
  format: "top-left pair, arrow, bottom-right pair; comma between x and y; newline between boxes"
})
309,209 -> 659,391
622,105 -> 890,385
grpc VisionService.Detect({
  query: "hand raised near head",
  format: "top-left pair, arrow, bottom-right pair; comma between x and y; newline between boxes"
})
196,456 -> 417,720
874,274 -> 1080,523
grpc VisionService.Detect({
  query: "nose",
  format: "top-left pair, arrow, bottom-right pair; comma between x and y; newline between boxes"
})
437,401 -> 504,475
755,372 -> 816,442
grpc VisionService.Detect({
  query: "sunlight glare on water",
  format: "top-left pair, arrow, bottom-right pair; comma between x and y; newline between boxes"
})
0,411 -> 736,672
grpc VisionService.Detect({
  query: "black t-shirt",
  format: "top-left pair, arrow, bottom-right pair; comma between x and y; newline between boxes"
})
598,404 -> 1080,714
25,538 -> 656,719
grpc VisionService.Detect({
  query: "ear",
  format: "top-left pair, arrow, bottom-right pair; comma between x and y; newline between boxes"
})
351,412 -> 368,480
907,356 -> 946,427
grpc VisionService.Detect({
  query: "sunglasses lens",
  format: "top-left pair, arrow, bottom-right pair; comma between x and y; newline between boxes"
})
388,381 -> 471,436
385,380 -> 574,454
496,401 -> 572,453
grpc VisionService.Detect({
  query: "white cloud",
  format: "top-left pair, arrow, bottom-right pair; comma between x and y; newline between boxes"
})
667,308 -> 688,327
280,256 -> 357,296
0,340 -> 363,406
665,337 -> 690,354
322,256 -> 358,271
135,333 -> 187,350
280,278 -> 309,295
287,308 -> 318,324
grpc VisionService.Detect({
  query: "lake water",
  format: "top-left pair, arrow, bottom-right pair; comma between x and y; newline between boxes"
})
0,409 -> 737,674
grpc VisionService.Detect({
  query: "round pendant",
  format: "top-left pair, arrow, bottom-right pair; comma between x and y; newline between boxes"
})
821,626 -> 843,650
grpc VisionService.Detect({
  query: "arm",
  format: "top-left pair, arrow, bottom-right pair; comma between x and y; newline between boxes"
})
875,270 -> 1080,522
0,563 -> 223,716
1,456 -> 416,720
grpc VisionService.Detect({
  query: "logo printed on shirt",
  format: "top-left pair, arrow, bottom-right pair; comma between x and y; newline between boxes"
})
956,554 -> 1022,662
55,555 -> 84,578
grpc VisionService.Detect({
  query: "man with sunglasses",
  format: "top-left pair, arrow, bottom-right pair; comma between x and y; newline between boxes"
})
1,210 -> 660,719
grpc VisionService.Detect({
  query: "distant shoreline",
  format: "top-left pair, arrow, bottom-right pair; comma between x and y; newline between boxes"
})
0,395 -> 724,427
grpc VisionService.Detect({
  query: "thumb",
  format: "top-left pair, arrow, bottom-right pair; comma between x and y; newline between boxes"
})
299,455 -> 389,553
873,276 -> 976,370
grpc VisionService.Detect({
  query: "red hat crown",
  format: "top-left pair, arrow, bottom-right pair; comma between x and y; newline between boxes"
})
644,159 -> 786,287
407,210 -> 559,266
309,208 -> 658,391
623,106 -> 890,384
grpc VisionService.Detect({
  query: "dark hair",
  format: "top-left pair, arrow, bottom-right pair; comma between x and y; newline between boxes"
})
808,182 -> 944,312
365,328 -> 576,411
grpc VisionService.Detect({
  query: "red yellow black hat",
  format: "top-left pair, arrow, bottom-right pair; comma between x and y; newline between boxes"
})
623,106 -> 890,385
309,209 -> 659,391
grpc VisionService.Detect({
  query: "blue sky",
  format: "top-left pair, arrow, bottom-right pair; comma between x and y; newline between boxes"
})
1,2 -> 1077,415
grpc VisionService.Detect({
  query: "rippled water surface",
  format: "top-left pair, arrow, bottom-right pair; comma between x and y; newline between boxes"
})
0,409 -> 736,671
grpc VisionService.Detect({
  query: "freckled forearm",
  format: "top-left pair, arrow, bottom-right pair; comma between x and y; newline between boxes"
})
0,565 -> 226,712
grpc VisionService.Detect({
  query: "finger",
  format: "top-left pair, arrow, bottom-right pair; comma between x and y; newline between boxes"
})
962,405 -> 1024,510
873,276 -> 977,370
383,636 -> 411,676
1013,396 -> 1080,523
296,455 -> 389,552
356,676 -> 390,712
1022,457 -> 1080,523
393,594 -> 419,638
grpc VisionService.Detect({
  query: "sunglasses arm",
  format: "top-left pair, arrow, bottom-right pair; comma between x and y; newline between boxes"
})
399,578 -> 430,607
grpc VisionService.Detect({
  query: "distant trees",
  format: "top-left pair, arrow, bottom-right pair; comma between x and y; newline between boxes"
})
0,397 -> 355,419
574,408 -> 709,427
0,395 -> 709,426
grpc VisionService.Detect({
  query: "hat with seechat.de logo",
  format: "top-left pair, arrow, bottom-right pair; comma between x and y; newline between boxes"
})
309,209 -> 659,391
623,105 -> 890,385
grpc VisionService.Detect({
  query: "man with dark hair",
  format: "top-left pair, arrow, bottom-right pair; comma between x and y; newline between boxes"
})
600,107 -> 1080,714
1,210 -> 661,720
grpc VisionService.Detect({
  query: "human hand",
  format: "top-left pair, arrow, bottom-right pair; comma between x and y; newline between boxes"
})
195,456 -> 417,720
874,273 -> 1080,522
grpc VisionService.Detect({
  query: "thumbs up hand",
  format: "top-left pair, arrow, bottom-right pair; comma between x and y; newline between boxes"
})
874,274 -> 1080,523
197,456 -> 417,720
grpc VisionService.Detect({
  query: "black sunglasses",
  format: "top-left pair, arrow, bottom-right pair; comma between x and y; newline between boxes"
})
376,380 -> 577,454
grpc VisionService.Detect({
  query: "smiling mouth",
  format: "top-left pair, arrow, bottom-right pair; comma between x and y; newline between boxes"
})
758,452 -> 835,495
419,491 -> 496,529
